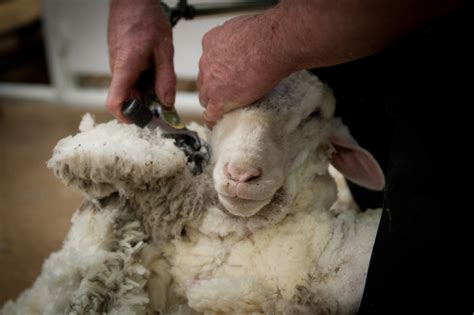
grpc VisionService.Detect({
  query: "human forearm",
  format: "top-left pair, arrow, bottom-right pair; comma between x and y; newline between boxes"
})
267,0 -> 463,70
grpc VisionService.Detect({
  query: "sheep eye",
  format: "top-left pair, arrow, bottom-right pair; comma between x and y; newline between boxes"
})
310,108 -> 321,118
301,108 -> 322,126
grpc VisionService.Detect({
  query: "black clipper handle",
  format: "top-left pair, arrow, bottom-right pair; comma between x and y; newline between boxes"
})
122,98 -> 153,128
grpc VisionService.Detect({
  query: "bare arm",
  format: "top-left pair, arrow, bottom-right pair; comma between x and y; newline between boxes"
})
271,0 -> 462,69
198,0 -> 463,125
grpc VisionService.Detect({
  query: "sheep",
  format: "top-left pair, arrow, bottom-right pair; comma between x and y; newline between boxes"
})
1,70 -> 384,315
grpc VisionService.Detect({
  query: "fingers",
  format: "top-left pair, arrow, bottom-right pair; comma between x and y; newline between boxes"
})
107,43 -> 176,122
153,37 -> 176,108
197,75 -> 208,108
203,110 -> 217,129
203,100 -> 224,128
106,53 -> 149,122
197,55 -> 209,108
198,63 -> 224,127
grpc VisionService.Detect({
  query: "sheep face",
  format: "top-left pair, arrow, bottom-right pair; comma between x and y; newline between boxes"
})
210,71 -> 336,217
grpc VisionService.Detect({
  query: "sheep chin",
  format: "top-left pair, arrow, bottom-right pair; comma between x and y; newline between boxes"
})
218,194 -> 272,217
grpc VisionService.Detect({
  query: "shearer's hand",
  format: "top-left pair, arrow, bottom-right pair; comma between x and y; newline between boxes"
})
198,12 -> 294,127
107,0 -> 176,122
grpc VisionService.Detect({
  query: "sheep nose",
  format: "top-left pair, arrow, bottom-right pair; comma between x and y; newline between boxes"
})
225,163 -> 262,183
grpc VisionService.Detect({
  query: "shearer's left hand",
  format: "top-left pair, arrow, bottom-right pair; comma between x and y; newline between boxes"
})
198,11 -> 295,127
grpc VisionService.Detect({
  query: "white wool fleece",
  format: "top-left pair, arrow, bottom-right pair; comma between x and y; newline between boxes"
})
48,115 -> 188,200
1,200 -> 150,315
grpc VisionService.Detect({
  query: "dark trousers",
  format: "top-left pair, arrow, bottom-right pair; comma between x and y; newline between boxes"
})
311,7 -> 466,313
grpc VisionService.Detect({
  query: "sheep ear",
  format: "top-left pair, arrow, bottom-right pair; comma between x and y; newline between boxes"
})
329,120 -> 385,191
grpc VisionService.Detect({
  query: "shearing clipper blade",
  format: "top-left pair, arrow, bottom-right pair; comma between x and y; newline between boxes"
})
122,95 -> 210,175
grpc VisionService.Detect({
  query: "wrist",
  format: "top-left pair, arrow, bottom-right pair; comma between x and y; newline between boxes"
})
259,2 -> 313,76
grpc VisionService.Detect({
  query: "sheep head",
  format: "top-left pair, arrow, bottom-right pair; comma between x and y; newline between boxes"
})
210,71 -> 385,217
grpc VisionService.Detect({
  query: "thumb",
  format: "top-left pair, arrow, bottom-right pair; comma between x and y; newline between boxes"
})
203,101 -> 223,127
153,42 -> 176,108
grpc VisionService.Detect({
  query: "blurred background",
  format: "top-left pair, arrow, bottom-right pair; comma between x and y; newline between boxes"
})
0,0 -> 271,304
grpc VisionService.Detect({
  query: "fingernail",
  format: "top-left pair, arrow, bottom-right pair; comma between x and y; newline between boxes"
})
164,92 -> 175,107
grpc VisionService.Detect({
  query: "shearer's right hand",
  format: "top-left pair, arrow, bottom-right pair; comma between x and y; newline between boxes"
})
106,0 -> 176,122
